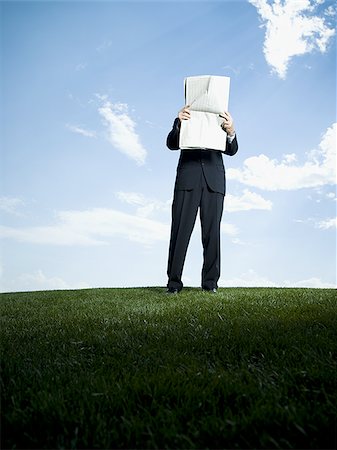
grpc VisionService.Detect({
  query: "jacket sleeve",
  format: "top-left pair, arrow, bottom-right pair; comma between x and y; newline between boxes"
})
166,118 -> 181,150
222,135 -> 238,156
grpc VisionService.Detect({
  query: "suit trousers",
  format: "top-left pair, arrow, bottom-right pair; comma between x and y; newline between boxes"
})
167,170 -> 224,291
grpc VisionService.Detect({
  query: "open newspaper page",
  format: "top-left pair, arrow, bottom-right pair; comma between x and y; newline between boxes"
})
179,75 -> 230,151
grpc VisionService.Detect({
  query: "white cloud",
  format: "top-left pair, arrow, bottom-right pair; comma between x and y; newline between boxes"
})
285,276 -> 336,288
220,269 -> 276,287
66,124 -> 96,138
75,62 -> 87,71
98,100 -> 147,165
96,39 -> 112,52
117,189 -> 272,217
18,270 -> 89,291
116,191 -> 171,218
228,123 -> 336,190
225,189 -> 272,211
0,208 -> 169,247
220,268 -> 336,288
295,216 -> 337,230
1,270 -> 90,293
249,0 -> 335,78
222,65 -> 241,75
0,224 -> 105,246
325,5 -> 336,17
316,217 -> 337,229
0,196 -> 25,215
221,222 -> 239,236
117,191 -> 263,240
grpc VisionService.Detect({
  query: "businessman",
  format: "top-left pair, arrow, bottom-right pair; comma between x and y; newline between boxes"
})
166,106 -> 238,294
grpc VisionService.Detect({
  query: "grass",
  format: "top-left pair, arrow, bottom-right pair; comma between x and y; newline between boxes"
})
1,287 -> 336,449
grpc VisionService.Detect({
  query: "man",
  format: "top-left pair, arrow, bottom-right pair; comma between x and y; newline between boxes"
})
166,105 -> 238,294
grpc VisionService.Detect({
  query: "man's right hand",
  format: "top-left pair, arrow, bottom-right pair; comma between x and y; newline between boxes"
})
178,105 -> 191,121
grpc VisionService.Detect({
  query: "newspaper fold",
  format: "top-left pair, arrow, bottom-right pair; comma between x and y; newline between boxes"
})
179,75 -> 230,151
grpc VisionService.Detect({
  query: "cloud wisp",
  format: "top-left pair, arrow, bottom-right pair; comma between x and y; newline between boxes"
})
116,191 -> 171,218
1,269 -> 90,293
221,222 -> 239,237
0,197 -> 25,216
116,190 -> 272,241
98,100 -> 147,166
219,268 -> 336,288
249,0 -> 335,78
225,189 -> 272,211
117,190 -> 273,216
316,217 -> 337,230
66,124 -> 96,138
0,208 -> 170,247
0,188 -> 273,250
295,216 -> 337,231
228,122 -> 336,190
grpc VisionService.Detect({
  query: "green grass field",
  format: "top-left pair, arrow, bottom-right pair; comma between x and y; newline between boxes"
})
1,287 -> 336,449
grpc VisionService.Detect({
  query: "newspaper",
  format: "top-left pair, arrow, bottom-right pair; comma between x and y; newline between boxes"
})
179,75 -> 230,151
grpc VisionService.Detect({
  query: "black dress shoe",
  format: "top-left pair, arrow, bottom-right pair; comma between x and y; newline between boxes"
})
202,287 -> 217,293
166,287 -> 179,294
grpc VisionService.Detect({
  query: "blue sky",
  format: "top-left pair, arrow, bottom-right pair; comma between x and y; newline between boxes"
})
1,0 -> 336,292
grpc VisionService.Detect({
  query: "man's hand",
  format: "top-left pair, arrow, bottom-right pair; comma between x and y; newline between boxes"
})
178,105 -> 191,121
220,112 -> 235,136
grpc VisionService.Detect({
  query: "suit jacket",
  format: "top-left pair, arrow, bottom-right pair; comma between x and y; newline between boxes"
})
167,118 -> 238,195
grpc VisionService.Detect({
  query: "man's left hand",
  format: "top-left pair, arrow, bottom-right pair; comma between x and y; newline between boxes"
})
220,112 -> 235,136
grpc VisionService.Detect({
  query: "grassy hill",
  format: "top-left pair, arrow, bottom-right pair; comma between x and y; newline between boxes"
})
1,287 -> 336,449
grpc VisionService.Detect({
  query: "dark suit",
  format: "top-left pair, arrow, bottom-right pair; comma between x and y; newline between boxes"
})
166,118 -> 238,291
